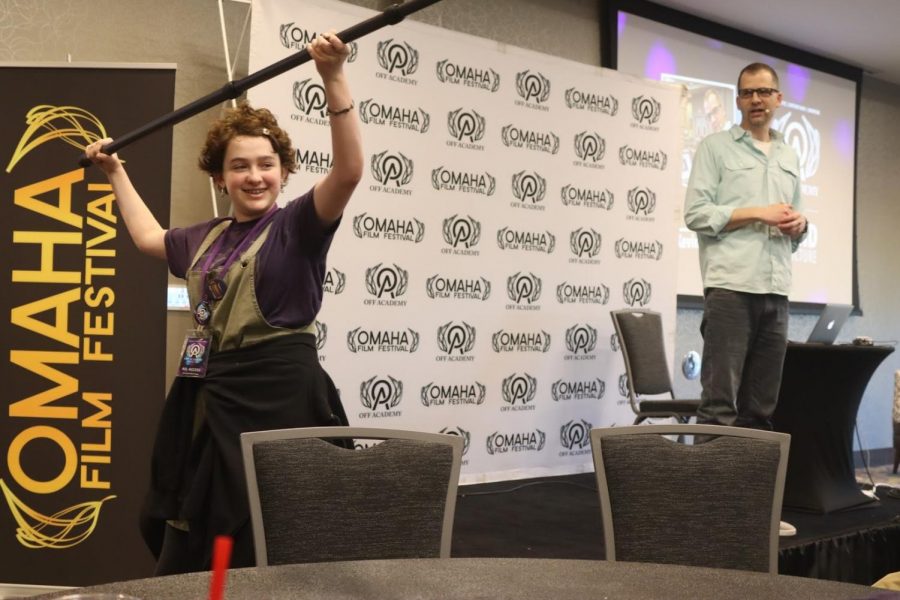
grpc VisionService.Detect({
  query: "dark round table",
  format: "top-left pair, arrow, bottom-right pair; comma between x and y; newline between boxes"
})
31,557 -> 885,599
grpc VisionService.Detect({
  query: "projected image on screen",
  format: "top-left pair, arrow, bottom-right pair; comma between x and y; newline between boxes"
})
661,74 -> 738,185
615,11 -> 857,305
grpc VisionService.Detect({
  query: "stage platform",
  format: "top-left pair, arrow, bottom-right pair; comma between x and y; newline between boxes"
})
451,473 -> 900,585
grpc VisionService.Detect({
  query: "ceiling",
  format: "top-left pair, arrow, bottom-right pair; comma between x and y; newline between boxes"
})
645,0 -> 900,86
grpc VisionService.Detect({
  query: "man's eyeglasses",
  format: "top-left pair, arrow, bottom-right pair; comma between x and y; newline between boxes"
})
738,87 -> 779,99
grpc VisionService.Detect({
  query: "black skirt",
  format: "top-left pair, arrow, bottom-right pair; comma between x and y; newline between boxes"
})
139,332 -> 348,570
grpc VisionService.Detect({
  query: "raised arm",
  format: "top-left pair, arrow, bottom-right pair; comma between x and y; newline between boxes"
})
85,139 -> 167,259
308,31 -> 364,225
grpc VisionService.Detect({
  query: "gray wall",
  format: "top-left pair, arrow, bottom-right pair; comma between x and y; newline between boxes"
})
3,0 -> 897,453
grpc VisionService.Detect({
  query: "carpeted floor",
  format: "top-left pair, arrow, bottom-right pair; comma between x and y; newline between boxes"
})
451,474 -> 604,560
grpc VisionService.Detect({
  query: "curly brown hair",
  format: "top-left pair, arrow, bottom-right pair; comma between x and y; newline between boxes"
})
198,103 -> 297,175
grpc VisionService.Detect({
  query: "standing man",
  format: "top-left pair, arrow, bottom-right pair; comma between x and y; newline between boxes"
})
684,63 -> 808,431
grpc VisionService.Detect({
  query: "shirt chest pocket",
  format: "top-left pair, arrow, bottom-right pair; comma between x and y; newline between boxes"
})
721,158 -> 757,200
773,158 -> 800,202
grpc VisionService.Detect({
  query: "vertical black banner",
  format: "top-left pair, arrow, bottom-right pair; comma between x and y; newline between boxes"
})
0,65 -> 174,585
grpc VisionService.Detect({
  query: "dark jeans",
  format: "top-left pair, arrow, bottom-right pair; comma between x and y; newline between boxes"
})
698,288 -> 789,430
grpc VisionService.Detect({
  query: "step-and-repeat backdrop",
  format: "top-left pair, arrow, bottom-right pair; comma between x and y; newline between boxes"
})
250,0 -> 682,483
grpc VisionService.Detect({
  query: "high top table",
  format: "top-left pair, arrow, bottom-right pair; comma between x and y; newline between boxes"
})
30,558 -> 878,600
773,342 -> 893,513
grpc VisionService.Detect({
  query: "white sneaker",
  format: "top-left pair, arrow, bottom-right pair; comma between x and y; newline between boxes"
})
779,520 -> 797,537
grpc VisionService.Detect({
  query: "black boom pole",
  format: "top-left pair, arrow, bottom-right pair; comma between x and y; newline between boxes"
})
78,0 -> 442,167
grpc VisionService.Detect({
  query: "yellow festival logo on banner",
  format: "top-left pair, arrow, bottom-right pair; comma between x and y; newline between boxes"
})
3,104 -> 117,549
5,105 -> 107,173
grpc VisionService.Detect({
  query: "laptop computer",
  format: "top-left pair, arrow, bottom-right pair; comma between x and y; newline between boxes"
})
806,303 -> 853,344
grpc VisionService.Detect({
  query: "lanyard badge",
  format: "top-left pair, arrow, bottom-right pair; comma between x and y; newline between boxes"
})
177,329 -> 211,378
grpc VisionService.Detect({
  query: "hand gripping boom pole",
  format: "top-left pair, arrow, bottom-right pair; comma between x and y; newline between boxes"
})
78,0 -> 443,167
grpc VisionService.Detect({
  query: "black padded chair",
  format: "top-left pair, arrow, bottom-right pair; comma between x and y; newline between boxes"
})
240,426 -> 463,566
590,424 -> 790,574
611,309 -> 701,424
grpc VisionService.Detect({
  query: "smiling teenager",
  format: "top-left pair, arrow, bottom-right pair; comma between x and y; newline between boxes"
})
85,30 -> 363,575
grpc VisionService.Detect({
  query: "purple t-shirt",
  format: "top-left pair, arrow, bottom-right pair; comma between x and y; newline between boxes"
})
165,188 -> 338,327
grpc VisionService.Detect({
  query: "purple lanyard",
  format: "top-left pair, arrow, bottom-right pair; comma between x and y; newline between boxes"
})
198,205 -> 279,302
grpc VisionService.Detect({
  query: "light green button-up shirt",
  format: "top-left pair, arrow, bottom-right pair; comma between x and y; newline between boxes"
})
684,125 -> 804,296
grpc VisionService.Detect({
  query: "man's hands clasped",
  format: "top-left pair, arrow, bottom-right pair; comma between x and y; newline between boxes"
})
759,203 -> 807,240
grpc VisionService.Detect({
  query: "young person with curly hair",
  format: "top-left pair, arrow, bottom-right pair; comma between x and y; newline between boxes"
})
85,30 -> 363,574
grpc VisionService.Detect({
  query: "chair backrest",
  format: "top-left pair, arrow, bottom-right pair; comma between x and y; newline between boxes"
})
610,309 -> 674,412
590,424 -> 790,574
241,426 -> 464,566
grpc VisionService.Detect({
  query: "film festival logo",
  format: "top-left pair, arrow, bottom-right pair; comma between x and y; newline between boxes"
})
572,131 -> 606,169
564,87 -> 619,116
560,184 -> 613,210
431,166 -> 496,196
291,79 -> 328,125
439,427 -> 472,462
619,372 -> 630,400
422,383 -> 486,407
486,429 -> 546,455
279,23 -> 359,60
614,237 -> 664,261
358,375 -> 403,419
447,108 -> 486,150
505,272 -> 542,311
556,281 -> 610,305
794,222 -> 819,265
568,228 -> 602,265
514,69 -> 551,111
322,267 -> 346,295
426,274 -> 491,301
358,98 -> 430,134
435,59 -> 501,93
353,212 -> 424,243
619,144 -> 668,171
315,320 -> 327,360
551,378 -> 605,402
376,38 -> 419,85
501,373 -> 538,412
364,263 -> 409,307
496,226 -> 555,254
3,102 -> 128,550
623,277 -> 652,307
296,147 -> 332,175
346,327 -> 419,354
626,186 -> 657,221
441,214 -> 481,256
436,321 -> 476,362
491,329 -> 551,353
773,112 -> 821,188
631,95 -> 662,130
510,170 -> 547,211
560,419 -> 594,457
370,150 -> 414,195
500,124 -> 559,155
564,323 -> 598,361
610,332 -> 621,352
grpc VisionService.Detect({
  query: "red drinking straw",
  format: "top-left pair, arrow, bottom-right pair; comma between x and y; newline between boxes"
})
208,535 -> 233,600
